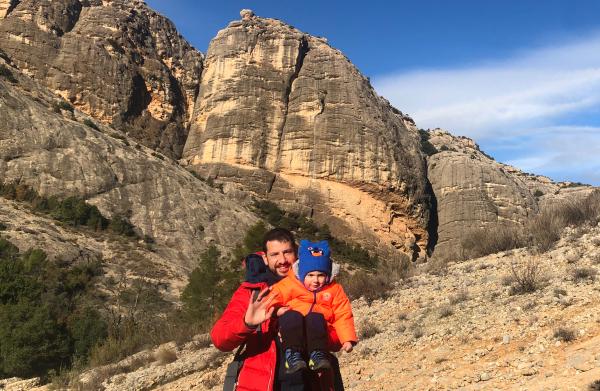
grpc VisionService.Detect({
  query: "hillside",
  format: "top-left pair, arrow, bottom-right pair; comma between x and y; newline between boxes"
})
1,2 -> 599,389
10,214 -> 599,390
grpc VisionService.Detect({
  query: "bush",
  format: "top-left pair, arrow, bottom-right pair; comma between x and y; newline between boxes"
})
254,200 -> 379,268
0,239 -> 105,378
589,379 -> 600,391
419,129 -> 438,156
411,325 -> 424,339
437,305 -> 454,319
449,290 -> 469,305
508,258 -> 545,295
358,319 -> 381,340
338,255 -> 412,303
0,182 -> 141,237
181,245 -> 239,326
154,347 -> 177,365
572,267 -> 597,282
461,224 -> 526,260
459,190 -> 600,258
0,64 -> 17,83
553,327 -> 576,342
108,215 -> 136,237
529,190 -> 600,252
83,119 -> 99,131
54,100 -> 74,113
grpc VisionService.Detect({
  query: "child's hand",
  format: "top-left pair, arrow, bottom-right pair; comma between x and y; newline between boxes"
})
276,306 -> 289,317
342,342 -> 353,353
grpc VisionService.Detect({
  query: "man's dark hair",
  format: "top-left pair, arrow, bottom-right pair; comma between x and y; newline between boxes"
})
262,228 -> 297,252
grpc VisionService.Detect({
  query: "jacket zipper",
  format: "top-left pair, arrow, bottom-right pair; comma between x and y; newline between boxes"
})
308,290 -> 317,313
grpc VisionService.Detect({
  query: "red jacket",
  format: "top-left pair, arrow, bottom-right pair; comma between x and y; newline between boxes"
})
211,278 -> 342,390
211,280 -> 278,391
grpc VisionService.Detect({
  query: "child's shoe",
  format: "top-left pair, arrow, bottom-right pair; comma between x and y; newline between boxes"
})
308,350 -> 331,371
285,348 -> 307,374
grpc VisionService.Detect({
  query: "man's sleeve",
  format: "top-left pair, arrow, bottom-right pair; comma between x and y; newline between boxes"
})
331,285 -> 358,344
210,286 -> 256,351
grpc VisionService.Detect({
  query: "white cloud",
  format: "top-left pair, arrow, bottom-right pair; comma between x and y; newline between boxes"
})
490,126 -> 600,184
372,33 -> 600,185
372,32 -> 600,140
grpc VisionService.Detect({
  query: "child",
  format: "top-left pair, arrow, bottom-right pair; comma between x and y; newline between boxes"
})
269,239 -> 357,374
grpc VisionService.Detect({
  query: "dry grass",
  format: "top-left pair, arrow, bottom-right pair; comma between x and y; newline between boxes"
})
553,327 -> 576,342
339,254 -> 413,304
589,379 -> 600,391
459,190 -> 600,259
461,224 -> 526,260
412,325 -> 424,340
154,347 -> 177,365
358,319 -> 381,340
572,267 -> 597,282
507,257 -> 546,295
449,289 -> 469,305
437,304 -> 454,319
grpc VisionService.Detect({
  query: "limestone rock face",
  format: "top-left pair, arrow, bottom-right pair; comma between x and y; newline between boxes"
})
425,130 -> 537,259
425,129 -> 596,259
183,14 -> 430,258
0,69 -> 256,277
426,129 -> 538,258
0,0 -> 202,158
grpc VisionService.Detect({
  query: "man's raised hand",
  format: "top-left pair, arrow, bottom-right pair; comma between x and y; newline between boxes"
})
244,287 -> 277,328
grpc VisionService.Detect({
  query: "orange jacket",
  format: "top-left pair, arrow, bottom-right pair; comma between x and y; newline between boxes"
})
269,266 -> 357,345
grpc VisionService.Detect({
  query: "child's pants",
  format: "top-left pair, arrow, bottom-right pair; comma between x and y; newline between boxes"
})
279,310 -> 328,352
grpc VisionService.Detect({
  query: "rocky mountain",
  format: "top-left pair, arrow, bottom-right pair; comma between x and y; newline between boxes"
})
182,10 -> 431,260
0,0 -> 202,158
424,129 -> 594,259
2,2 -> 600,390
2,1 -> 591,267
0,52 -> 256,294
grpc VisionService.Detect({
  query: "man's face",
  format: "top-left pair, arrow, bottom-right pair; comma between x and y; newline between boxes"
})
263,240 -> 297,277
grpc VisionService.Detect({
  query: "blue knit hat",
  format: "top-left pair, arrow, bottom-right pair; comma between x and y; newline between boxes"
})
298,239 -> 332,283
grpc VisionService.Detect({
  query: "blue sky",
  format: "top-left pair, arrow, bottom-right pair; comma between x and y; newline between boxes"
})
146,1 -> 600,185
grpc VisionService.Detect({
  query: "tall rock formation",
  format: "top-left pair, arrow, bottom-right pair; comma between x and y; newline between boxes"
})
0,0 -> 202,158
183,12 -> 430,259
0,62 -> 256,279
424,129 -> 594,259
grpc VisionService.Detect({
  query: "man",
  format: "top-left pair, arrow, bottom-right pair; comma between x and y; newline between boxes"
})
211,228 -> 343,391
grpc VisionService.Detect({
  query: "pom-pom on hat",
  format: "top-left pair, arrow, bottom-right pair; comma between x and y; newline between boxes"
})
298,240 -> 332,283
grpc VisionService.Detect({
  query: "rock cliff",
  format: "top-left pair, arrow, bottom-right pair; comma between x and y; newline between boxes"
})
425,129 -> 594,259
0,61 -> 256,283
0,0 -> 202,158
182,11 -> 430,259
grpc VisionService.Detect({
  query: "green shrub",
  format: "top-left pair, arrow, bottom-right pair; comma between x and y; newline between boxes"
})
0,64 -> 17,83
181,245 -> 239,326
0,239 -> 105,378
254,200 -> 378,268
83,119 -> 99,131
54,100 -> 74,113
419,129 -> 438,156
108,215 -> 136,237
